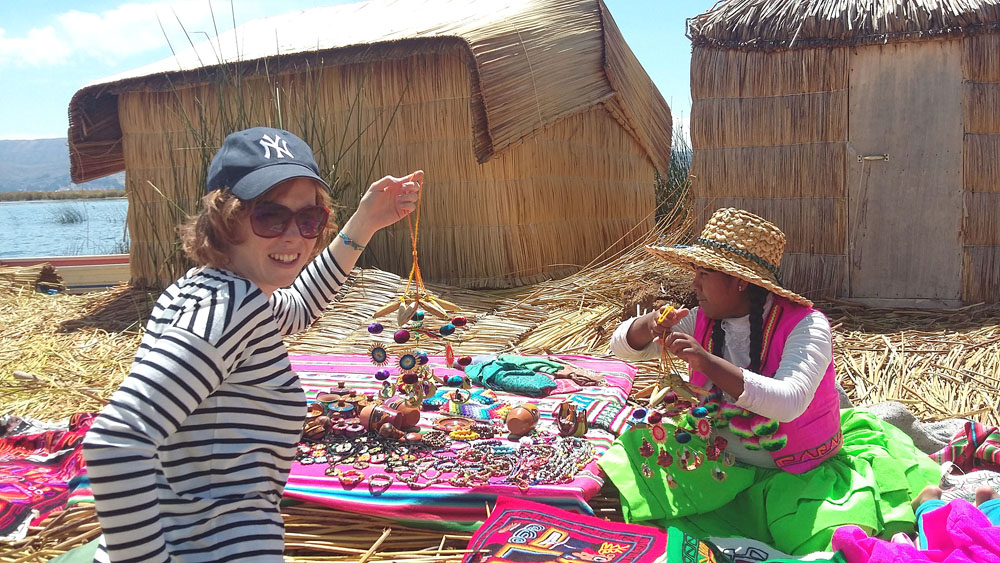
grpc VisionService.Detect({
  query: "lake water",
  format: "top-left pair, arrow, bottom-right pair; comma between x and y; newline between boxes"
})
0,199 -> 130,258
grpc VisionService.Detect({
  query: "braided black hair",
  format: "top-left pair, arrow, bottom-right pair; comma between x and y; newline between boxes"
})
708,283 -> 768,373
747,284 -> 768,373
710,317 -> 725,358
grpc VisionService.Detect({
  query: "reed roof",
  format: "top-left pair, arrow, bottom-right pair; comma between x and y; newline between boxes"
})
68,0 -> 670,183
688,0 -> 1000,50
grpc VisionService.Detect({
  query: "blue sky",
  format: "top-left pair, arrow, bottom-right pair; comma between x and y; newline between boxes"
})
0,0 -> 717,140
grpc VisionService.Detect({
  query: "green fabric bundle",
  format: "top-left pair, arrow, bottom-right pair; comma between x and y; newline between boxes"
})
465,354 -> 560,397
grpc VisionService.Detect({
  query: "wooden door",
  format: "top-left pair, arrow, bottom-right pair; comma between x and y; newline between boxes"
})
847,40 -> 964,304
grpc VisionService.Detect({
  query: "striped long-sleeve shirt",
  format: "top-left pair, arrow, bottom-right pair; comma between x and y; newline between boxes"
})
82,247 -> 347,562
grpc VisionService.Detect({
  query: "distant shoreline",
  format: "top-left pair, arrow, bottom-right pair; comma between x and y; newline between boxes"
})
0,189 -> 125,202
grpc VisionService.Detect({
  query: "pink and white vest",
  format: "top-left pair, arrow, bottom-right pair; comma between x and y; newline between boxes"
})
690,296 -> 842,474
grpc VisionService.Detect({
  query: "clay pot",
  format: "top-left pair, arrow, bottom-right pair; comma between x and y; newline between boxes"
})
359,404 -> 403,431
383,398 -> 422,428
303,415 -> 330,440
379,422 -> 404,440
505,403 -> 540,436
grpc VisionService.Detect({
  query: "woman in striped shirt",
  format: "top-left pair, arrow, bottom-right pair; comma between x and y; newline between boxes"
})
82,127 -> 421,562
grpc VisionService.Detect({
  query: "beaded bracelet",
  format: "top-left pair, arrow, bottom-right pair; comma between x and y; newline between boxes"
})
337,469 -> 365,489
449,428 -> 479,441
368,473 -> 393,495
338,231 -> 365,251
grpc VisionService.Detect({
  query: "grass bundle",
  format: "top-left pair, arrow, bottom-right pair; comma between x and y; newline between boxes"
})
690,47 -> 848,99
687,0 -> 1000,50
964,33 -> 1000,82
962,247 -> 1000,304
0,265 -> 63,294
691,92 -> 846,149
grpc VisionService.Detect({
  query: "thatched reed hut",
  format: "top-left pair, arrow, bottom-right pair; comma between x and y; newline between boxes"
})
687,0 -> 1000,306
67,0 -> 670,290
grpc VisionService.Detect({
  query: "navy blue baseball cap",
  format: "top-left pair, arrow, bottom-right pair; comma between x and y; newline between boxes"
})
206,126 -> 331,200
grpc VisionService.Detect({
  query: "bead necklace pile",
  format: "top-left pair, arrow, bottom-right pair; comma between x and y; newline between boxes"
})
296,426 -> 596,495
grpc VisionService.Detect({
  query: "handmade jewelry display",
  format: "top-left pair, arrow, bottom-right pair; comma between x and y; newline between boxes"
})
295,296 -> 604,497
296,410 -> 597,494
286,353 -> 637,522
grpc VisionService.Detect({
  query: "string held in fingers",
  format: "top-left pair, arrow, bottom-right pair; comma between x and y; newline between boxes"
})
656,334 -> 698,404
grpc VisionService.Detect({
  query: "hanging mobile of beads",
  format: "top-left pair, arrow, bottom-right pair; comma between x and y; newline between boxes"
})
364,173 -> 473,411
371,174 -> 461,324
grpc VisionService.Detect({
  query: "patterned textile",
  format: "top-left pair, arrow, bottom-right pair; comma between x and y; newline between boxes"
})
1,416 -> 68,438
462,496 -> 668,563
285,354 -> 635,528
466,355 -> 562,397
709,537 -> 842,562
0,413 -> 95,541
931,420 -> 1000,473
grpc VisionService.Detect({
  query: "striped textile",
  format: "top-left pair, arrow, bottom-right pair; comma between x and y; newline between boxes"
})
285,354 -> 636,528
931,420 -> 1000,473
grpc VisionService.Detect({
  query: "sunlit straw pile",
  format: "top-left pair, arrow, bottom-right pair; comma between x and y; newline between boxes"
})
3,210 -> 1000,560
827,300 -> 1000,425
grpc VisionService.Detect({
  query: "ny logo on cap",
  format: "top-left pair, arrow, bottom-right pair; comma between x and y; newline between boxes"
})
259,134 -> 294,159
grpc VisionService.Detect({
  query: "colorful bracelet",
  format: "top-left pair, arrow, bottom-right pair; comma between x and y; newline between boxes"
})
368,473 -> 393,495
449,428 -> 479,441
337,469 -> 365,489
338,231 -> 365,251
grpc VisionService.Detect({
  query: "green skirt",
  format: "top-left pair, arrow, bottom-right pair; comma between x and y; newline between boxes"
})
598,408 -> 941,555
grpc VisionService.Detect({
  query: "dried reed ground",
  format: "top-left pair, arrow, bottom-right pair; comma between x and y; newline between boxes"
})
2,230 -> 999,561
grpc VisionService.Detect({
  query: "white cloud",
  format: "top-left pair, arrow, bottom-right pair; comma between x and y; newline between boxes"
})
0,26 -> 73,66
0,1 -> 227,68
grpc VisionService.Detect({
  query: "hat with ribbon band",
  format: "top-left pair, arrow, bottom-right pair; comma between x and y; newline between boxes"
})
646,208 -> 811,307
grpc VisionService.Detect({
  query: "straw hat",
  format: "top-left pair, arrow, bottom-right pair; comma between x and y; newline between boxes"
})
647,208 -> 812,307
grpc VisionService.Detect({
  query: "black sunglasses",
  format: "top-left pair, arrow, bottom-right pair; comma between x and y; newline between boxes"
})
249,202 -> 330,239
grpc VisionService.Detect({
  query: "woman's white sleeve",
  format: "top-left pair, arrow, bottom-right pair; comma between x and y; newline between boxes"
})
609,310 -> 697,361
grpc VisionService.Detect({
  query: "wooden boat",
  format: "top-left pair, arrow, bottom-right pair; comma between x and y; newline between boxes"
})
0,254 -> 129,293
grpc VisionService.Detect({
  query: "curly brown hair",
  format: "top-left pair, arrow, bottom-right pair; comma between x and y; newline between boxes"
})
179,181 -> 337,269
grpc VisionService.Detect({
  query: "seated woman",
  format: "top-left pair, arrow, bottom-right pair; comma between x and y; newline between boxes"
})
600,208 -> 941,555
82,127 -> 422,562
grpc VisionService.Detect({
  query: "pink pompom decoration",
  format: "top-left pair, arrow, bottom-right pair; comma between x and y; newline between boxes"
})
760,434 -> 788,452
750,415 -> 779,437
727,415 -> 756,439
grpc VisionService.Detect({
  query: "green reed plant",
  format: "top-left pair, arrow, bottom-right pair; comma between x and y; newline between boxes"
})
654,124 -> 694,226
51,203 -> 88,225
128,5 -> 405,288
0,189 -> 125,202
